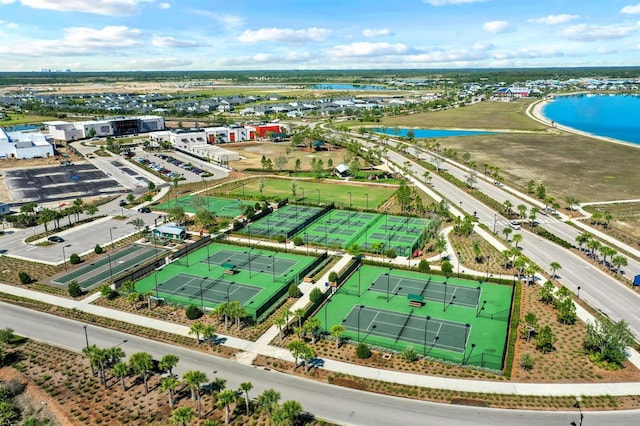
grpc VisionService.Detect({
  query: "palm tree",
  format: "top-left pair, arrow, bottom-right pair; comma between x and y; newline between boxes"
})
159,354 -> 180,377
612,255 -> 628,274
202,324 -> 217,347
575,232 -> 591,251
182,370 -> 208,418
82,344 -> 98,376
517,204 -> 527,219
528,207 -> 539,224
512,233 -> 523,249
128,292 -> 141,310
331,324 -> 345,348
188,322 -> 205,345
228,301 -> 247,330
549,261 -> 562,279
160,377 -> 179,408
85,204 -> 98,218
513,257 -> 527,278
302,345 -> 316,373
601,246 -> 617,266
217,389 -> 238,424
214,302 -> 230,329
587,239 -> 601,261
171,406 -> 195,426
275,316 -> 286,341
502,200 -> 513,216
113,361 -> 129,392
502,227 -> 512,242
304,318 -> 322,345
239,382 -> 253,415
257,388 -> 281,415
275,400 -> 303,425
144,290 -> 154,310
287,340 -> 307,368
293,308 -> 306,329
38,208 -> 56,236
129,351 -> 153,394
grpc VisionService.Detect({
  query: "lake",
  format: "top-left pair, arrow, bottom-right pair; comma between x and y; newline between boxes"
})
542,94 -> 640,145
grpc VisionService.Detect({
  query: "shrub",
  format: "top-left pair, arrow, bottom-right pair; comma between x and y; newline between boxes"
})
185,304 -> 203,320
18,271 -> 32,285
355,342 -> 371,359
441,260 -> 454,277
94,244 -> 103,254
288,283 -> 302,298
417,259 -> 430,272
402,347 -> 419,362
68,281 -> 83,298
276,234 -> 286,244
69,253 -> 81,265
328,271 -> 338,283
309,287 -> 323,304
292,236 -> 304,246
384,249 -> 397,259
520,353 -> 535,371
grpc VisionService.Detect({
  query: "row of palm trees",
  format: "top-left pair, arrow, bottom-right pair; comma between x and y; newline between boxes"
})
82,345 -> 306,425
576,232 -> 628,273
17,198 -> 99,236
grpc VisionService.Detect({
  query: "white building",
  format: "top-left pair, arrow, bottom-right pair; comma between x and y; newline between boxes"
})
0,129 -> 54,159
44,116 -> 165,142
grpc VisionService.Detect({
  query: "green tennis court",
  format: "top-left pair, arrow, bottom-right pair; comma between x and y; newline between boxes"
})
298,210 -> 379,248
351,214 -> 430,257
155,195 -> 244,217
314,265 -> 514,368
342,306 -> 469,354
203,249 -> 297,278
135,242 -> 324,320
52,244 -> 166,289
243,204 -> 330,239
157,272 -> 260,306
369,273 -> 480,308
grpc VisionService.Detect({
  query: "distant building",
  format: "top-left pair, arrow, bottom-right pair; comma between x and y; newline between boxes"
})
493,87 -> 530,98
0,128 -> 54,159
334,163 -> 350,178
44,116 -> 165,142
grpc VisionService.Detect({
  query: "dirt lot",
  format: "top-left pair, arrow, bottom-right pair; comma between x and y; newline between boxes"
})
228,141 -> 349,171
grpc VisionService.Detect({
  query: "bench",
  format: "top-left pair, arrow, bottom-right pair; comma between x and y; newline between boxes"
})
407,293 -> 424,307
303,277 -> 314,283
224,269 -> 236,275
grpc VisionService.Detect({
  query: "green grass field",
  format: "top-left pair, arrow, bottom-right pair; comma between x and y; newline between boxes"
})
155,195 -> 243,217
0,114 -> 58,126
229,178 -> 396,209
315,265 -> 513,369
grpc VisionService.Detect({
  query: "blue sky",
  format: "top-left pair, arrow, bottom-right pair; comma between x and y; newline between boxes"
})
1,0 -> 640,71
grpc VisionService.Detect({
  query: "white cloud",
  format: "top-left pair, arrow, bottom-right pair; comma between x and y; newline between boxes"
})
527,14 -> 579,25
19,0 -> 147,16
405,44 -> 491,63
6,22 -> 18,29
216,51 -> 313,66
0,0 -> 16,4
192,10 -> 245,28
482,20 -> 511,33
159,2 -> 169,9
423,0 -> 486,5
152,35 -> 199,48
239,27 -> 331,43
362,28 -> 390,37
329,42 -> 410,57
0,26 -> 143,56
562,24 -> 636,41
493,48 -> 564,60
620,3 -> 640,14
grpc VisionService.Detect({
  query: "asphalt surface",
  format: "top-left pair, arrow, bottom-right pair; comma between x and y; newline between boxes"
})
3,301 -> 636,426
351,132 -> 640,338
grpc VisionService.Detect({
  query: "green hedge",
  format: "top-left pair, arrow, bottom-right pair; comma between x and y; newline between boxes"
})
503,280 -> 522,377
532,227 -> 573,249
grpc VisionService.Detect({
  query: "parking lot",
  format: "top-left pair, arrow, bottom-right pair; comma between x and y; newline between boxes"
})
3,164 -> 124,203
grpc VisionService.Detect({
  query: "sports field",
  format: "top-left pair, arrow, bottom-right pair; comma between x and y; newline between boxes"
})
53,244 -> 167,289
297,210 -> 429,256
227,177 -> 396,210
315,265 -> 514,369
242,204 -> 330,239
155,195 -> 243,218
135,242 -> 322,320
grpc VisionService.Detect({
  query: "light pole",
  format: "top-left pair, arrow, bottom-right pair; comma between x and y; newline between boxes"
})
300,187 -> 305,203
443,280 -> 447,311
199,277 -> 206,309
464,343 -> 476,365
477,300 -> 487,317
358,266 -> 361,297
357,304 -> 365,342
304,232 -> 309,255
386,268 -> 392,302
365,193 -> 369,210
108,226 -> 117,283
573,397 -> 584,426
324,299 -> 332,334
486,256 -> 491,280
456,251 -> 461,278
226,281 -> 234,303
577,286 -> 581,298
316,188 -> 320,205
206,243 -> 211,271
423,315 -> 431,357
82,324 -> 89,349
62,244 -> 71,271
348,191 -> 352,209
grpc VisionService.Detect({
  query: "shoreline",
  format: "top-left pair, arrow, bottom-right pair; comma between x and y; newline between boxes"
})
528,95 -> 640,150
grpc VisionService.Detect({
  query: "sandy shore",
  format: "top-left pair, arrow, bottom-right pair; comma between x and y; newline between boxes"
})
527,96 -> 640,150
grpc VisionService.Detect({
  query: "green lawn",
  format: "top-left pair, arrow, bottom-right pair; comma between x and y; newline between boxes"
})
0,114 -> 58,126
230,178 -> 397,210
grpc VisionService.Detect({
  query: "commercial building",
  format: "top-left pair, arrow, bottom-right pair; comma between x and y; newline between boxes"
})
0,128 -> 54,159
44,116 -> 165,142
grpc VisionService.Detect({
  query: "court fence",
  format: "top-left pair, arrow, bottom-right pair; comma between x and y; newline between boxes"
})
114,255 -> 166,289
171,235 -> 211,262
336,255 -> 362,286
285,202 -> 335,239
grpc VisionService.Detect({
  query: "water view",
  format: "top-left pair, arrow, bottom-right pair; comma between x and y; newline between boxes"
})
374,128 -> 495,138
542,94 -> 640,145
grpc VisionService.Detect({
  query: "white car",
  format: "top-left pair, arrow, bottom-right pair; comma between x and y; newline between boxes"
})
508,221 -> 521,230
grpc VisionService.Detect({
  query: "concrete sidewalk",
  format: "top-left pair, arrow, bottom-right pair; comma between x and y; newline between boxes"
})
2,279 -> 640,397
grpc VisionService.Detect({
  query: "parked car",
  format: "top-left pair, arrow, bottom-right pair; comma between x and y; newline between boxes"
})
138,207 -> 151,213
48,235 -> 64,243
508,220 -> 521,230
119,200 -> 127,207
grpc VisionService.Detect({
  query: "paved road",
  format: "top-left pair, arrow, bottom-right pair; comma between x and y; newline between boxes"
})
346,132 -> 640,338
3,301 -> 635,426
